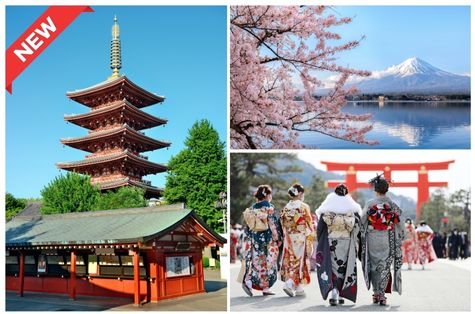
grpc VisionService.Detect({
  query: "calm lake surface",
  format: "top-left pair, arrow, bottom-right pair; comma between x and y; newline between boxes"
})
297,101 -> 470,149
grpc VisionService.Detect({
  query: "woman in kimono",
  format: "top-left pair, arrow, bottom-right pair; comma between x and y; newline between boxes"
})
402,218 -> 417,270
415,221 -> 437,269
361,174 -> 405,306
280,184 -> 315,297
238,185 -> 283,297
315,184 -> 362,306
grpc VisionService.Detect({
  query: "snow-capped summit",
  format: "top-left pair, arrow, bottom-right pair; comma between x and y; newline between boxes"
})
350,57 -> 470,94
386,57 -> 450,77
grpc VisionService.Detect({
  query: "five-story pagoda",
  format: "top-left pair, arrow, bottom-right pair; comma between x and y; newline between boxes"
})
57,17 -> 169,198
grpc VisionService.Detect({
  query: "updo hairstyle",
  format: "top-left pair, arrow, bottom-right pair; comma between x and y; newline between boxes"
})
368,173 -> 389,194
254,185 -> 272,201
288,183 -> 305,197
335,183 -> 349,196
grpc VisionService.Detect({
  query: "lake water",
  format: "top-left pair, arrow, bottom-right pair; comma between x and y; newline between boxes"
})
297,101 -> 470,149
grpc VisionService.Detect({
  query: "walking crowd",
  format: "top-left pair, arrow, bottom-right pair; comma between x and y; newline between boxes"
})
230,174 -> 470,307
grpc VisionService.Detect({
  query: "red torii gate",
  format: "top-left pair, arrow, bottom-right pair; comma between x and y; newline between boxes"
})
321,161 -> 454,220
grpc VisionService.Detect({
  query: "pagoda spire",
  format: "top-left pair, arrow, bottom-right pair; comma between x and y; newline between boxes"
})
108,15 -> 122,80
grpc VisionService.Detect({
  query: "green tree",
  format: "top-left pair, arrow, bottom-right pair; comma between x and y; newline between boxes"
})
96,187 -> 147,210
419,189 -> 448,231
304,176 -> 328,211
447,189 -> 471,233
5,193 -> 27,220
419,188 -> 471,234
41,172 -> 100,214
164,120 -> 226,233
230,153 -> 301,223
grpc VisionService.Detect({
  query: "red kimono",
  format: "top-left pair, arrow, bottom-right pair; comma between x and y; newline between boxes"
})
416,225 -> 437,265
402,224 -> 417,264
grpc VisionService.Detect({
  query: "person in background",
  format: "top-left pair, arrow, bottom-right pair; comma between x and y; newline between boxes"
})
361,174 -> 405,306
415,221 -> 437,270
432,232 -> 444,258
448,229 -> 461,260
230,223 -> 239,263
235,224 -> 244,261
402,218 -> 417,270
441,232 -> 448,258
459,231 -> 469,259
310,213 -> 319,271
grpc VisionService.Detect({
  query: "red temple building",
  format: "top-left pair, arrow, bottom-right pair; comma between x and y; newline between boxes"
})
6,204 -> 226,305
56,16 -> 169,198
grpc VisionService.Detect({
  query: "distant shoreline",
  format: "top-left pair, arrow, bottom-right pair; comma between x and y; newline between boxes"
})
347,100 -> 471,103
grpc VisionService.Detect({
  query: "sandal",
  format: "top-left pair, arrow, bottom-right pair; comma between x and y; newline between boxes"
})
242,283 -> 253,297
379,295 -> 387,306
283,286 -> 295,297
329,298 -> 338,306
372,294 -> 379,304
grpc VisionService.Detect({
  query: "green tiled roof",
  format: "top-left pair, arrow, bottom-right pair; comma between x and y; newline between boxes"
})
6,204 -> 225,247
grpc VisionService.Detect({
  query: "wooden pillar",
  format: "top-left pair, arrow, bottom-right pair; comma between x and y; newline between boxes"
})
417,166 -> 429,221
346,166 -> 357,192
198,250 -> 204,292
133,249 -> 141,306
19,251 -> 25,297
157,251 -> 165,299
194,253 -> 200,290
69,250 -> 77,300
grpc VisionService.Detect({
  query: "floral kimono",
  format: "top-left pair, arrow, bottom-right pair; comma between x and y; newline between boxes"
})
238,200 -> 283,290
315,193 -> 362,302
402,224 -> 417,264
280,200 -> 314,286
416,225 -> 437,265
361,196 -> 405,296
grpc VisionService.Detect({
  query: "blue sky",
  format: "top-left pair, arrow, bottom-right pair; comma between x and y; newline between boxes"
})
319,6 -> 471,77
6,6 -> 227,198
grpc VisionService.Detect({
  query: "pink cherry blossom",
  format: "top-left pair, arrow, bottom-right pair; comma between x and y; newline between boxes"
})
230,6 -> 378,149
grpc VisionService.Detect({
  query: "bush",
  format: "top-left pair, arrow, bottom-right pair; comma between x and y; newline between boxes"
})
6,193 -> 27,220
96,187 -> 147,210
202,256 -> 210,268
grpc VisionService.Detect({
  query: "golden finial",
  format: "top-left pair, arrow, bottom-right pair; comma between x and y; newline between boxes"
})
112,15 -> 119,39
108,15 -> 122,80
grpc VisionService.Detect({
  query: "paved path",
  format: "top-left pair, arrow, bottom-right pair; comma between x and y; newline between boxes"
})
6,269 -> 227,311
230,258 -> 471,311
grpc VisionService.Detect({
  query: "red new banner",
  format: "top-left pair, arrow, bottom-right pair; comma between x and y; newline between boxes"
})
5,6 -> 93,94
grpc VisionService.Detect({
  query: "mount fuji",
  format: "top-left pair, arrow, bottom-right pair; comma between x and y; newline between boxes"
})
349,57 -> 470,94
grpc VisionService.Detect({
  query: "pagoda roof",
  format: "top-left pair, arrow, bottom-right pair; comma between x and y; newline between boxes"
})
6,204 -> 226,248
56,149 -> 168,174
66,76 -> 165,109
64,99 -> 167,130
60,124 -> 170,152
96,177 -> 163,194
